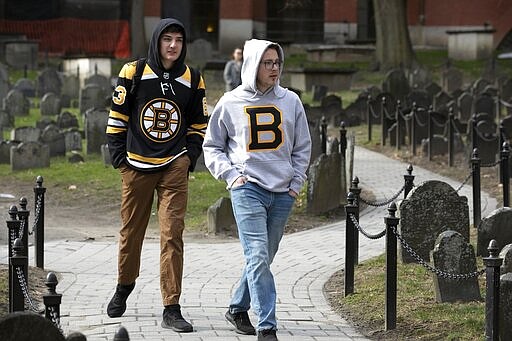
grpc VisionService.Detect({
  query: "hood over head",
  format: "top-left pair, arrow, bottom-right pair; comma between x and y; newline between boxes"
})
233,39 -> 286,100
147,18 -> 187,76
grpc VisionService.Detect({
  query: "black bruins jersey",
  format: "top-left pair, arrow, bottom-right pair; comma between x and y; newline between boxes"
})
107,61 -> 208,172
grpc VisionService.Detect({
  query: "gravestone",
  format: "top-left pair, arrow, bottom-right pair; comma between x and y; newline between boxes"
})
100,143 -> 110,165
84,73 -> 111,93
61,74 -> 80,107
472,78 -> 491,96
10,126 -> 41,142
500,273 -> 512,341
13,78 -> 36,97
307,152 -> 342,214
473,120 -> 499,164
36,117 -> 56,131
433,91 -> 453,114
431,230 -> 481,303
0,311 -> 65,341
312,84 -> 328,101
473,93 -> 495,119
308,117 -> 322,166
499,243 -> 512,274
441,68 -> 463,94
0,62 -> 10,102
207,196 -> 237,236
0,140 -> 20,163
457,92 -> 474,123
40,124 -> 66,157
408,65 -> 431,90
477,207 -> 512,256
3,89 -> 29,116
84,108 -> 108,154
501,78 -> 512,102
425,82 -> 442,103
344,94 -> 367,124
64,128 -> 83,152
40,92 -> 62,116
397,180 -> 469,264
321,94 -> 343,126
0,110 -> 14,129
10,141 -> 50,170
382,68 -> 410,103
37,68 -> 62,96
187,39 -> 213,70
79,83 -> 109,114
57,111 -> 79,129
406,89 -> 430,110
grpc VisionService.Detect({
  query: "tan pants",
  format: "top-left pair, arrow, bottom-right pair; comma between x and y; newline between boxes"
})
117,155 -> 190,306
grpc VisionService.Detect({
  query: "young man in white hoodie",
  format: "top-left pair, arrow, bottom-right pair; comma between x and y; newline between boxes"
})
203,39 -> 311,341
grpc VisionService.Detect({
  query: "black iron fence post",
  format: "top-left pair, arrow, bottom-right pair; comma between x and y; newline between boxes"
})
344,192 -> 357,297
17,197 -> 29,278
381,96 -> 387,146
339,121 -> 347,158
428,106 -> 433,161
9,238 -> 26,312
367,95 -> 373,142
471,148 -> 482,228
34,176 -> 46,269
6,205 -> 20,309
321,116 -> 327,155
404,164 -> 414,199
114,326 -> 130,341
43,272 -> 62,329
396,100 -> 401,151
349,177 -> 361,265
411,103 -> 417,156
483,239 -> 502,341
385,202 -> 399,331
501,142 -> 510,207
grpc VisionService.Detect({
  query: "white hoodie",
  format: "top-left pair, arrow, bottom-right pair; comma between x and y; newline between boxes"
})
202,39 -> 311,194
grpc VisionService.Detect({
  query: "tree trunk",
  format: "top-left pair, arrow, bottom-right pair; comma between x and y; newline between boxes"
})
130,0 -> 147,59
373,0 -> 415,70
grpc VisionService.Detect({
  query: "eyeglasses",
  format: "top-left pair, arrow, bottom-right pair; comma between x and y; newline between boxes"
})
260,60 -> 282,70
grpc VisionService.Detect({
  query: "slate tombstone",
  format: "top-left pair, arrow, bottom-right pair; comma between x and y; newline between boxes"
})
500,273 -> 512,341
307,117 -> 322,166
477,207 -> 512,256
0,140 -> 19,163
410,106 -> 429,147
3,89 -> 29,116
61,74 -> 80,107
207,196 -> 237,236
13,78 -> 36,97
57,111 -> 79,129
0,109 -> 14,129
40,124 -> 66,157
64,128 -> 83,152
84,108 -> 108,154
473,93 -> 496,119
37,68 -> 62,97
11,126 -> 41,142
320,94 -> 343,126
0,311 -> 65,341
382,68 -> 410,103
408,65 -> 432,90
344,94 -> 367,125
36,116 -> 56,130
441,67 -> 463,94
397,180 -> 469,264
457,92 -> 474,123
84,73 -> 111,93
499,243 -> 512,274
472,77 -> 491,96
10,141 -> 50,171
501,78 -> 512,102
431,230 -> 481,303
433,90 -> 453,114
473,120 -> 499,164
307,152 -> 342,214
425,82 -> 442,103
79,83 -> 109,114
0,62 -> 10,103
40,92 -> 62,116
405,89 -> 430,111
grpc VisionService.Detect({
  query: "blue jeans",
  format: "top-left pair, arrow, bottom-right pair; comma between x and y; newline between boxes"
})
229,182 -> 295,331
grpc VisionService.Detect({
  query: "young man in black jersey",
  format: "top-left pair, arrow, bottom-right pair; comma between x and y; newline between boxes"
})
106,18 -> 208,333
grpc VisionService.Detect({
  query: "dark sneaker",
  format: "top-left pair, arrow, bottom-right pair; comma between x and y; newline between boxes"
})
161,304 -> 193,333
225,310 -> 256,335
257,329 -> 278,341
107,282 -> 135,318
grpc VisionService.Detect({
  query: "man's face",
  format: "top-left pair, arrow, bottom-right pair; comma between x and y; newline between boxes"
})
159,31 -> 183,69
256,48 -> 281,93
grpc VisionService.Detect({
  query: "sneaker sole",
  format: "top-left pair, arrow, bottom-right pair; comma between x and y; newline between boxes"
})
225,313 -> 256,335
161,321 -> 193,333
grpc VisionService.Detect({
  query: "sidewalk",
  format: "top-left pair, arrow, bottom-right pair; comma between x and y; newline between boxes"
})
0,146 -> 497,341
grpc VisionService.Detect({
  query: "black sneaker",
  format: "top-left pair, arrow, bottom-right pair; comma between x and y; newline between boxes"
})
225,310 -> 256,335
107,282 -> 135,318
161,304 -> 193,333
257,329 -> 278,341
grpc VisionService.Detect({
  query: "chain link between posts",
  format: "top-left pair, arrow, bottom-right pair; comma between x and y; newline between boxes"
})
358,184 -> 405,207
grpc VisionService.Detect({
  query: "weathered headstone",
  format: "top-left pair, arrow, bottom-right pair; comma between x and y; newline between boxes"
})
0,62 -> 10,103
0,311 -> 65,341
382,68 -> 410,103
207,196 -> 237,236
100,143 -> 110,165
398,180 -> 469,263
79,83 -> 109,114
84,73 -> 111,93
57,111 -> 79,129
40,124 -> 66,157
40,92 -> 62,116
441,67 -> 463,94
13,78 -> 36,98
431,230 -> 481,303
457,92 -> 474,123
473,93 -> 495,119
0,110 -> 14,129
10,126 -> 41,142
408,65 -> 432,90
307,153 -> 342,214
10,141 -> 50,170
3,89 -> 29,116
499,243 -> 512,274
477,207 -> 512,256
500,273 -> 512,341
0,140 -> 20,163
37,68 -> 62,96
472,77 -> 491,96
61,74 -> 80,104
425,82 -> 442,103
64,128 -> 83,152
473,120 -> 499,164
84,108 -> 108,154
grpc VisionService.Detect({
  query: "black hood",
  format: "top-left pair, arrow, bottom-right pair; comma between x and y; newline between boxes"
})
147,18 -> 187,77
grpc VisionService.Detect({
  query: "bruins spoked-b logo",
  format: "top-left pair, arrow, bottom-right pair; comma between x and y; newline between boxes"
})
140,98 -> 181,142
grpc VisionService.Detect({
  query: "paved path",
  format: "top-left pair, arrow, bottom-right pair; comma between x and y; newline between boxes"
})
0,146 -> 497,341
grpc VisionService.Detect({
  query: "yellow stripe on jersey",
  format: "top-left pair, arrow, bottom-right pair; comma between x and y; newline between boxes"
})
109,110 -> 129,122
106,126 -> 127,134
126,152 -> 175,164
